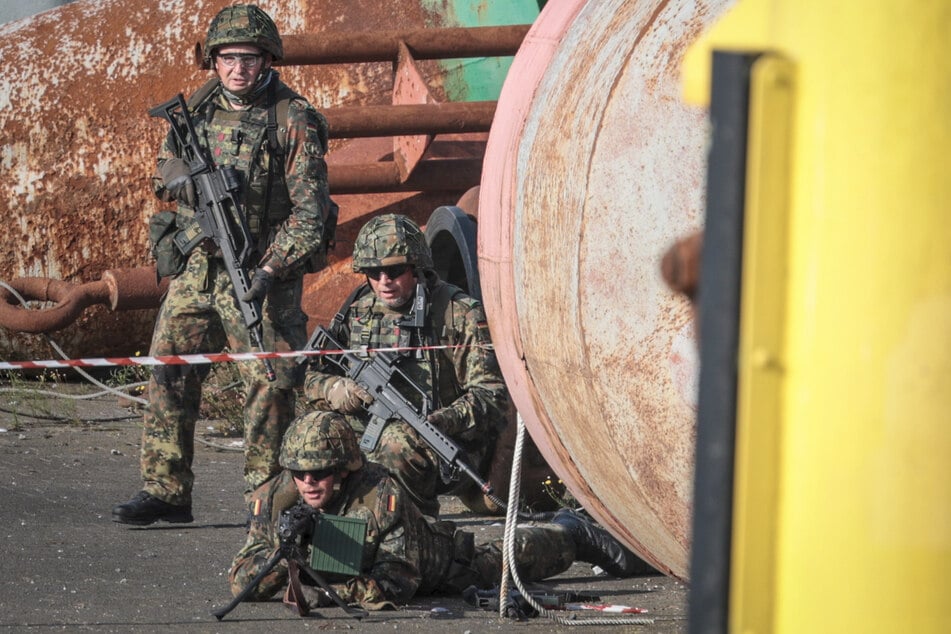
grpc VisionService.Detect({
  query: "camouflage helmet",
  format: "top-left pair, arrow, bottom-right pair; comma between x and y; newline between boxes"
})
352,213 -> 434,272
204,4 -> 283,66
280,412 -> 364,472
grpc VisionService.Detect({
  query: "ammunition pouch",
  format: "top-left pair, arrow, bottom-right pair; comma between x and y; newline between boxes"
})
148,210 -> 187,278
442,528 -> 481,594
148,211 -> 206,278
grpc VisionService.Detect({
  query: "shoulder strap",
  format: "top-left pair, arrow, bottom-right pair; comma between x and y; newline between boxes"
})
265,81 -> 285,158
186,78 -> 220,110
266,81 -> 305,155
263,81 -> 301,233
427,281 -> 466,341
330,282 -> 373,331
421,280 -> 467,406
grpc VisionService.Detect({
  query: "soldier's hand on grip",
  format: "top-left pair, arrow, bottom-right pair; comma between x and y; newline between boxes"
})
326,377 -> 373,414
241,267 -> 274,302
426,408 -> 455,434
158,158 -> 197,207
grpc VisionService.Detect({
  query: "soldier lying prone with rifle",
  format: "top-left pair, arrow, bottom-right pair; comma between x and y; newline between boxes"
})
217,414 -> 650,618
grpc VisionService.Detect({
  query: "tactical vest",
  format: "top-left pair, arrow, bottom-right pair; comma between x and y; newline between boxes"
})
184,77 -> 305,247
335,279 -> 469,410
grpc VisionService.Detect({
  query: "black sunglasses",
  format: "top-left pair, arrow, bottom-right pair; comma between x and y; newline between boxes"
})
364,264 -> 410,281
291,468 -> 335,481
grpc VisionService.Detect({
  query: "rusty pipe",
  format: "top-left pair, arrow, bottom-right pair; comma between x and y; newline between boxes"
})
0,278 -> 107,333
329,157 -> 483,194
0,268 -> 166,334
324,102 -> 495,138
195,25 -> 531,69
102,268 -> 169,311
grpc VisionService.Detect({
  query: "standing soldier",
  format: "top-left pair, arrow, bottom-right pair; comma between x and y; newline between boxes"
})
113,4 -> 332,525
304,214 -> 508,517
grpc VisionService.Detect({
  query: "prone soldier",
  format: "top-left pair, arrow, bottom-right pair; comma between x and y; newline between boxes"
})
228,413 -> 649,611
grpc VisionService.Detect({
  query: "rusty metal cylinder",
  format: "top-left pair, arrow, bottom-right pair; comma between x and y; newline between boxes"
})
478,0 -> 733,579
325,102 -> 495,138
102,268 -> 167,311
196,25 -> 530,68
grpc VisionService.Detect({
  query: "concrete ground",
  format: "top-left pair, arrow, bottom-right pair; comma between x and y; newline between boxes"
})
0,380 -> 687,633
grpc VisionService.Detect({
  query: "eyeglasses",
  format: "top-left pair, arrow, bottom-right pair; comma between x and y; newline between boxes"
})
364,264 -> 410,281
291,468 -> 335,482
216,53 -> 264,69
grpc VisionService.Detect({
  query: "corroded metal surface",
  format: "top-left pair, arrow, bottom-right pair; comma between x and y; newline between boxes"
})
197,25 -> 531,67
0,0 -> 523,360
324,102 -> 495,138
0,268 -> 167,333
479,0 -> 733,579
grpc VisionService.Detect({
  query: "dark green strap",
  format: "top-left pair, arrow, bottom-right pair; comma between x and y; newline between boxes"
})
262,80 -> 282,237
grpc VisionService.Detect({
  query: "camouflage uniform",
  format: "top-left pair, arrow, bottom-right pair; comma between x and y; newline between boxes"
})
229,415 -> 577,609
304,216 -> 507,516
139,7 -> 331,505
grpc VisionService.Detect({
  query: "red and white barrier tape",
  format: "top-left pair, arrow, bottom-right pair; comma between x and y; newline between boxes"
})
0,344 -> 469,372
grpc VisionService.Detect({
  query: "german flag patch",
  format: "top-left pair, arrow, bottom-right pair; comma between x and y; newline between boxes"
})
386,495 -> 397,513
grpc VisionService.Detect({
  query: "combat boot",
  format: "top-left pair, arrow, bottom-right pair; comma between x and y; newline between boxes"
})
551,509 -> 654,577
112,491 -> 193,526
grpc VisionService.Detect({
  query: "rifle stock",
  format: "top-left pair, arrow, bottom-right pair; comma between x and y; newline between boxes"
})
149,93 -> 276,381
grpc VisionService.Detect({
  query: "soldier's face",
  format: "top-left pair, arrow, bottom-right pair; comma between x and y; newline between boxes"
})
214,45 -> 268,96
366,265 -> 417,308
292,469 -> 344,509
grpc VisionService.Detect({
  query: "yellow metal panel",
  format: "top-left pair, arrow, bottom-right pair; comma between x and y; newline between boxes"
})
681,0 -> 770,106
775,2 -> 951,632
686,1 -> 951,632
732,54 -> 795,634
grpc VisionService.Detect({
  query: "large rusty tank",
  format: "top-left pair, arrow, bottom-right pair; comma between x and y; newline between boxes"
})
0,0 -> 738,580
478,0 -> 734,579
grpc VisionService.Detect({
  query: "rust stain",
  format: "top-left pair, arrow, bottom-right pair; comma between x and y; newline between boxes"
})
0,0 -> 486,361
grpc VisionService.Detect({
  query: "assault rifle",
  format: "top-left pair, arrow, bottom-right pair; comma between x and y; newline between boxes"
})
304,324 -> 497,500
213,504 -> 367,620
149,93 -> 276,381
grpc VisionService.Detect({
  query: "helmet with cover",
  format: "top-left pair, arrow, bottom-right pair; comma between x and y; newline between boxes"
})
280,412 -> 364,472
351,213 -> 434,272
203,4 -> 283,66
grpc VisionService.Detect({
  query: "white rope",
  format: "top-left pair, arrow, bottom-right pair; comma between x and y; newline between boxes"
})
0,281 -> 148,407
498,412 -> 525,617
501,413 -> 654,627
